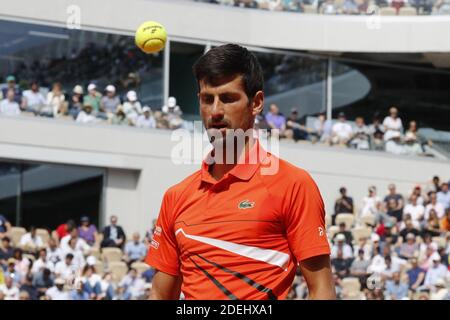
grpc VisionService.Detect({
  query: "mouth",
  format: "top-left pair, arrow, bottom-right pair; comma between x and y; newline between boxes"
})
209,123 -> 229,131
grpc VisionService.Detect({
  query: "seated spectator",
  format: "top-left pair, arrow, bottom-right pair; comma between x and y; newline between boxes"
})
78,216 -> 97,246
70,282 -> 89,300
80,265 -> 102,299
349,117 -> 370,150
100,85 -> 121,118
403,194 -> 425,224
361,185 -> 381,218
54,253 -> 77,281
0,237 -> 14,266
68,85 -> 84,119
423,253 -> 448,289
22,81 -> 46,114
331,248 -> 351,279
434,0 -> 450,14
350,249 -> 370,284
20,275 -> 39,301
384,272 -> 408,300
0,276 -> 20,300
425,191 -> 445,220
313,113 -> 333,144
4,258 -> 22,285
110,105 -> 130,126
60,227 -> 91,255
124,232 -> 147,264
0,214 -> 11,238
384,183 -> 404,222
45,278 -> 70,300
333,222 -> 354,247
368,247 -> 386,274
83,83 -> 102,115
162,96 -> 184,130
368,114 -> 385,151
404,120 -> 423,155
98,272 -> 115,300
331,112 -> 353,146
32,268 -> 54,298
46,82 -> 66,117
398,233 -> 419,260
319,0 -> 338,14
136,106 -> 156,129
1,75 -> 22,103
380,255 -> 401,281
410,185 -> 425,206
407,257 -> 425,292
265,104 -> 286,138
0,88 -> 21,116
32,248 -> 55,274
46,238 -> 63,266
436,182 -> 450,210
53,219 -> 76,241
123,90 -> 142,125
101,215 -> 126,249
19,226 -> 44,252
284,108 -> 310,142
12,248 -> 31,276
331,233 -> 353,259
76,102 -> 98,124
333,187 -> 354,225
119,268 -> 146,300
342,0 -> 359,13
61,237 -> 85,270
353,236 -> 372,261
399,218 -> 421,242
385,131 -> 408,155
383,107 -> 403,142
430,278 -> 449,300
422,210 -> 442,238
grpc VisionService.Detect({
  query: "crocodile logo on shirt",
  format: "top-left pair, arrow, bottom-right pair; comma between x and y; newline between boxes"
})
238,200 -> 255,210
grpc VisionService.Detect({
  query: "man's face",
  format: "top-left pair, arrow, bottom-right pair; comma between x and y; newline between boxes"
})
111,217 -> 117,225
269,104 -> 278,114
133,233 -> 140,242
441,183 -> 448,192
7,89 -> 14,101
31,83 -> 39,92
355,117 -> 364,127
2,239 -> 10,248
7,80 -> 15,88
199,75 -> 258,138
388,185 -> 396,194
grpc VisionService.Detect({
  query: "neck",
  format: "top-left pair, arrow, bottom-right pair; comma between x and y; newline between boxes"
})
209,136 -> 254,181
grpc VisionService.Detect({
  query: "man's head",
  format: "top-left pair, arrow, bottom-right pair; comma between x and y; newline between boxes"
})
88,83 -> 97,95
55,278 -> 65,291
409,120 -> 417,132
406,233 -> 416,244
392,272 -> 400,284
30,81 -> 39,92
430,191 -> 437,203
355,117 -> 365,127
389,107 -> 398,118
193,44 -> 264,136
4,276 -> 13,288
432,176 -> 440,185
29,226 -> 36,237
132,232 -> 140,243
410,257 -> 418,268
388,183 -> 396,195
441,182 -> 449,193
338,222 -> 346,232
337,112 -> 346,122
269,104 -> 279,115
38,248 -> 47,259
65,253 -> 74,265
410,194 -> 418,205
339,187 -> 347,196
2,236 -> 11,248
6,88 -> 15,102
80,216 -> 90,226
110,215 -> 118,225
105,85 -> 116,97
6,75 -> 15,88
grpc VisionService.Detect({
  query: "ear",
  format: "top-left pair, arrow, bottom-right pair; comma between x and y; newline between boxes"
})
251,91 -> 264,116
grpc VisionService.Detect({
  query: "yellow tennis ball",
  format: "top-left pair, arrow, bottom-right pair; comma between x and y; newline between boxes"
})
135,21 -> 167,54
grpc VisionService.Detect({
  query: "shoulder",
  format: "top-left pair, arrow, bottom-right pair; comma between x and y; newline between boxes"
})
163,170 -> 202,203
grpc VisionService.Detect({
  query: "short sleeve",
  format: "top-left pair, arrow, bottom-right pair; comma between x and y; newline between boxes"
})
145,190 -> 180,276
283,171 -> 331,262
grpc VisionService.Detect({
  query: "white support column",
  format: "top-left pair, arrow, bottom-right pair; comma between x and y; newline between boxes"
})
326,57 -> 333,121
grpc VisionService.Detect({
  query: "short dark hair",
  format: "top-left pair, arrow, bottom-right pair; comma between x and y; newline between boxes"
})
192,43 -> 264,100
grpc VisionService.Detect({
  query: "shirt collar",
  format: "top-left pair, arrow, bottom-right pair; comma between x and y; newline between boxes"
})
200,139 -> 268,187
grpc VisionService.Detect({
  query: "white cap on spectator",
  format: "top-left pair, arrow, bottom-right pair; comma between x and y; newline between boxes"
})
435,278 -> 446,287
127,90 -> 137,102
167,96 -> 177,108
406,233 -> 415,240
336,234 -> 346,242
371,233 -> 380,242
55,278 -> 65,285
106,85 -> 116,93
88,83 -> 96,91
144,283 -> 152,290
73,85 -> 84,95
142,106 -> 151,113
86,256 -> 97,266
431,252 -> 441,262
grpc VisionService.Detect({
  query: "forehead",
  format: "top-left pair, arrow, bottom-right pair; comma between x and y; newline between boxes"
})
199,74 -> 245,94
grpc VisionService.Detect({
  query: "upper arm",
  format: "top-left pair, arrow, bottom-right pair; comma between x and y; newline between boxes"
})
298,255 -> 336,300
150,269 -> 182,300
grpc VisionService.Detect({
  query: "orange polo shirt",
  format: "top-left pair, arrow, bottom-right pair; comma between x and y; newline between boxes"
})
145,140 -> 330,300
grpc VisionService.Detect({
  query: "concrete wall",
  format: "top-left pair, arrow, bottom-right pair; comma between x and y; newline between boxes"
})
1,0 -> 450,53
0,116 -> 449,236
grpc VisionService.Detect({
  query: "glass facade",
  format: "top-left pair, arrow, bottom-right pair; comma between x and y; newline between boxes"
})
0,160 -> 104,230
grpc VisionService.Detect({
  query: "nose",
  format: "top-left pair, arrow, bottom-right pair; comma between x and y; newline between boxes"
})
210,97 -> 224,122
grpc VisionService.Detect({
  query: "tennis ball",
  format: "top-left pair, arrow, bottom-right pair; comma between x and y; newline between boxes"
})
135,21 -> 167,54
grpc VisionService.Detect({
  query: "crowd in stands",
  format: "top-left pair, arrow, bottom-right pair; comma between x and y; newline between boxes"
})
0,215 -> 156,300
0,75 -> 184,130
1,176 -> 448,300
256,104 -> 431,156
195,0 -> 450,15
291,176 -> 450,300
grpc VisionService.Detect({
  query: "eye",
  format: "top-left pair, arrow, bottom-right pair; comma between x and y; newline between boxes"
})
220,94 -> 238,104
200,94 -> 214,105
